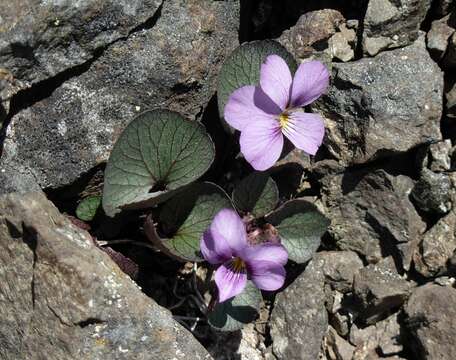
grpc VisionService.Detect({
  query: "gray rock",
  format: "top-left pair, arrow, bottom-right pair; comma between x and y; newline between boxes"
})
314,34 -> 443,166
0,0 -> 239,193
270,259 -> 328,360
405,284 -> 456,360
362,0 -> 432,56
325,326 -> 355,360
443,31 -> 456,68
277,9 -> 355,62
0,191 -> 211,360
350,313 -> 403,357
315,251 -> 364,293
427,14 -> 455,60
414,209 -> 456,277
446,80 -> 456,120
411,168 -> 452,214
434,0 -> 454,16
319,168 -> 426,270
0,0 -> 162,115
353,257 -> 414,324
417,140 -> 453,172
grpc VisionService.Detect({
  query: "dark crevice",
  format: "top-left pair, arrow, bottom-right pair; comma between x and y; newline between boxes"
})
0,0 -> 164,156
22,224 -> 38,309
75,318 -> 106,328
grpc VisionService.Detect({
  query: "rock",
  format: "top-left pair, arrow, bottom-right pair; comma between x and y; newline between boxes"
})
350,313 -> 403,357
411,168 -> 452,214
207,323 -> 264,360
270,259 -> 328,360
0,0 -> 163,115
417,140 -> 453,172
405,284 -> 456,360
443,31 -> 456,68
353,257 -> 414,324
277,9 -> 355,62
315,251 -> 364,293
0,0 -> 239,193
314,34 -> 443,166
414,210 -> 456,277
434,0 -> 454,16
328,24 -> 357,62
0,191 -> 211,359
325,326 -> 355,360
362,0 -> 432,56
446,81 -> 456,123
319,168 -> 426,270
427,15 -> 455,60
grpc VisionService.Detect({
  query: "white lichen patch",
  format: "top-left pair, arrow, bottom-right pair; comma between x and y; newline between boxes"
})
54,226 -> 91,249
103,271 -> 124,307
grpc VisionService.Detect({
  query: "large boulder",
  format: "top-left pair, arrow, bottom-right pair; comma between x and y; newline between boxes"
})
0,0 -> 239,193
314,34 -> 443,166
0,191 -> 212,359
0,0 -> 163,116
318,166 -> 426,271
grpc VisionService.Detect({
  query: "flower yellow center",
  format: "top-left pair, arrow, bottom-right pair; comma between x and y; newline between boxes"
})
231,257 -> 246,272
279,112 -> 289,129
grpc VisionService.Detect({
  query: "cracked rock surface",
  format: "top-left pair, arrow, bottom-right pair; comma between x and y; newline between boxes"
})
0,191 -> 212,360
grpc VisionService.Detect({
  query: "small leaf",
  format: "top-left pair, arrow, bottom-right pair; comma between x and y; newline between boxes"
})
76,195 -> 101,221
266,199 -> 330,263
233,172 -> 279,218
208,281 -> 262,332
145,182 -> 231,262
217,40 -> 297,131
102,110 -> 215,217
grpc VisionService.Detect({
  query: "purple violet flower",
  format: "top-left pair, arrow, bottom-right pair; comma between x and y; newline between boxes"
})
224,55 -> 329,170
200,208 -> 288,302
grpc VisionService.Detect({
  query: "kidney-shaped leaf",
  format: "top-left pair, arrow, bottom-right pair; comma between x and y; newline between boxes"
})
102,110 -> 215,217
208,281 -> 262,332
233,172 -> 278,218
217,40 -> 297,131
145,182 -> 232,262
266,199 -> 330,264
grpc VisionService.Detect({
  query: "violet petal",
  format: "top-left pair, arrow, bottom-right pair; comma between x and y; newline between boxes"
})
200,228 -> 232,265
215,261 -> 248,302
281,111 -> 325,155
243,243 -> 288,266
209,208 -> 248,255
249,260 -> 286,291
224,86 -> 281,131
260,55 -> 293,111
239,117 -> 283,171
290,60 -> 329,107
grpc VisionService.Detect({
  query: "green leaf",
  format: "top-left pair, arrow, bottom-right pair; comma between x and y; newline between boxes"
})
102,110 -> 215,217
233,172 -> 279,218
217,40 -> 297,131
76,195 -> 101,221
208,281 -> 262,332
145,182 -> 231,262
266,199 -> 330,263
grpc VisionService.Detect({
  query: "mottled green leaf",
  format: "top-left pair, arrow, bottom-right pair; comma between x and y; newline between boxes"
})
208,281 -> 261,332
145,183 -> 231,262
76,195 -> 101,221
102,110 -> 215,217
266,199 -> 330,263
217,40 -> 297,132
233,172 -> 278,218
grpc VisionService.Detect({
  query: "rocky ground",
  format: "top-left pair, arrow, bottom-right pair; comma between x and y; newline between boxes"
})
1,0 -> 455,359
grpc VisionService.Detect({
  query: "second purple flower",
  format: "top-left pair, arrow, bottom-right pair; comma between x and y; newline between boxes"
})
224,55 -> 329,171
200,208 -> 288,303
